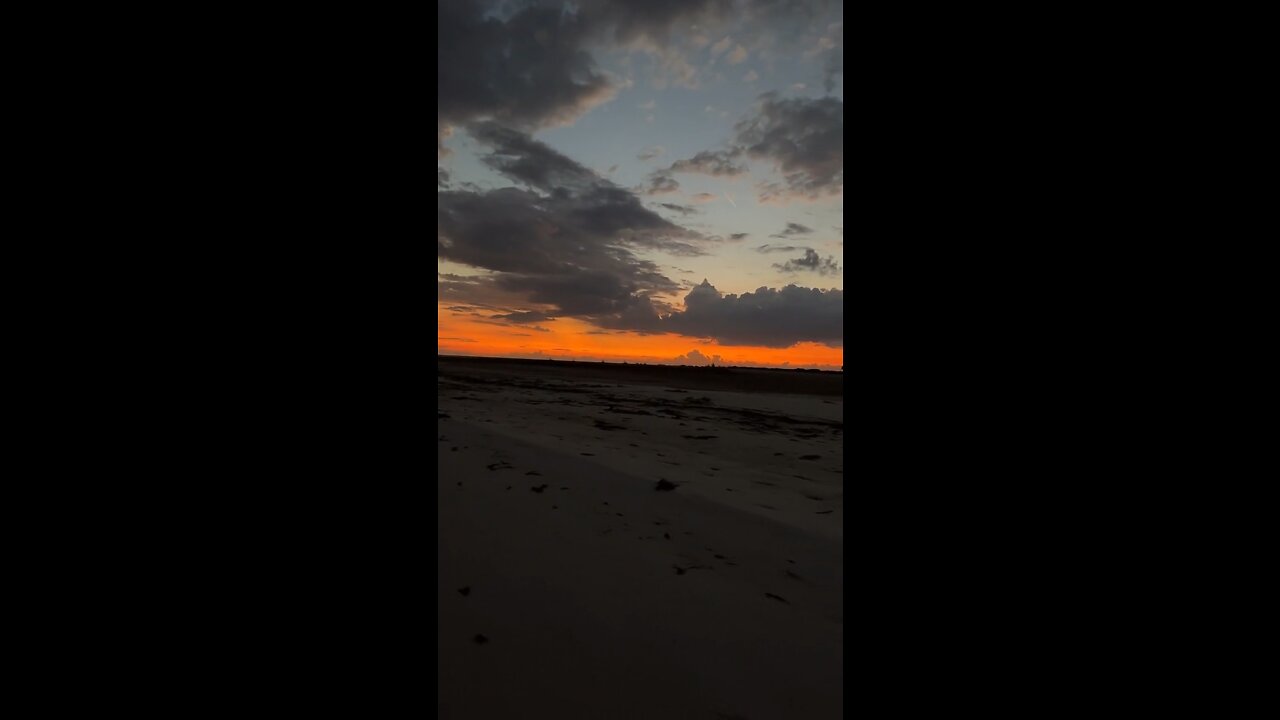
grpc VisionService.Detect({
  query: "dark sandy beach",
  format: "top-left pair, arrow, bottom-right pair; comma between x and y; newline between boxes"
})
438,357 -> 843,718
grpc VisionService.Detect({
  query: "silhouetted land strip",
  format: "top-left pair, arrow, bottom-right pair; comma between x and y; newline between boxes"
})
438,355 -> 843,396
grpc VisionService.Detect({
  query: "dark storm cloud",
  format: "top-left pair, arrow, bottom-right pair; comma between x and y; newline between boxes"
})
495,270 -> 674,318
438,126 -> 713,327
666,148 -> 747,177
439,186 -> 695,282
438,169 -> 450,188
463,125 -> 703,254
773,248 -> 839,275
769,222 -> 814,238
437,0 -> 615,133
468,121 -> 599,192
437,0 -> 751,137
735,95 -> 843,200
659,280 -> 842,348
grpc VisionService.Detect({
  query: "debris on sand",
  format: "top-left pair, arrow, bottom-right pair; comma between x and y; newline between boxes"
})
473,634 -> 489,645
764,593 -> 789,604
655,479 -> 679,492
458,586 -> 471,596
530,484 -> 548,493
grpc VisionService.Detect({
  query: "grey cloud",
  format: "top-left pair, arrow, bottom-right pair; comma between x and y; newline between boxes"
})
438,168 -> 450,187
755,244 -> 806,253
728,233 -> 750,241
641,172 -> 680,195
769,222 -> 814,237
659,280 -> 842,347
773,248 -> 840,275
490,311 -> 556,324
437,1 -> 616,132
469,121 -> 600,192
736,95 -> 843,200
438,0 -> 753,135
667,148 -> 748,177
438,0 -> 839,134
658,203 -> 697,216
465,125 -> 702,253
690,193 -> 718,203
439,126 -> 714,328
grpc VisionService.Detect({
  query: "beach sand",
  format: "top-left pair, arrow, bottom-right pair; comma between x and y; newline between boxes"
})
437,357 -> 843,719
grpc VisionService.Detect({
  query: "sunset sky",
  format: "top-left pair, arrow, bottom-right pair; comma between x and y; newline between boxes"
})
438,0 -> 843,369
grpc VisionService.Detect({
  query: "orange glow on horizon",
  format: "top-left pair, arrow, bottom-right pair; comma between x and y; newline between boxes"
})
438,304 -> 843,370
